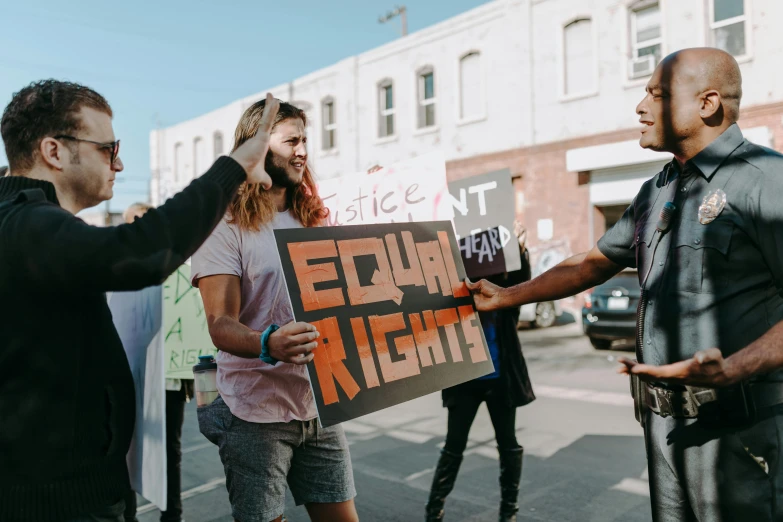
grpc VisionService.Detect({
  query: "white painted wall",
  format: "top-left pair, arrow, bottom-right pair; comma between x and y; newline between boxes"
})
152,0 -> 783,203
532,0 -> 783,145
152,0 -> 532,201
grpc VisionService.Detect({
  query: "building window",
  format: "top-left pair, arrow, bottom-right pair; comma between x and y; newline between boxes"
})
459,52 -> 483,121
378,80 -> 395,138
629,2 -> 662,79
322,98 -> 337,150
213,132 -> 223,159
193,137 -> 203,179
417,68 -> 436,128
710,0 -> 747,57
173,142 -> 183,182
563,18 -> 595,96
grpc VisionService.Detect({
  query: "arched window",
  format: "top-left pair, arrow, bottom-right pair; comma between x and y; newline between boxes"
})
321,97 -> 337,150
629,2 -> 662,79
193,137 -> 204,179
710,0 -> 747,57
213,131 -> 224,159
173,142 -> 183,182
459,52 -> 482,120
563,18 -> 595,96
378,79 -> 395,138
417,66 -> 436,128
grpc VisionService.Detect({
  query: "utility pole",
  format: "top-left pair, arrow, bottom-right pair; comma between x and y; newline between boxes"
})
379,5 -> 407,37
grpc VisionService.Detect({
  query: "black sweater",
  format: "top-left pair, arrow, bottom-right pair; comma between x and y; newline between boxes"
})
0,157 -> 245,521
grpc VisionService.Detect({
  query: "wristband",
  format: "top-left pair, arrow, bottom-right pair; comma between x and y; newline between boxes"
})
259,324 -> 281,365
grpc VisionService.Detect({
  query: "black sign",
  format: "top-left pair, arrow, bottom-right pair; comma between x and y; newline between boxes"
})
459,227 -> 507,279
274,221 -> 493,427
449,169 -> 520,273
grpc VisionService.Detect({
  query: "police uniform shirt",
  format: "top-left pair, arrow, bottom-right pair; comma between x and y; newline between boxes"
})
598,124 -> 783,376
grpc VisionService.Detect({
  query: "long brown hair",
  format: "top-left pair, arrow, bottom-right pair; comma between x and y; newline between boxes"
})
228,99 -> 328,230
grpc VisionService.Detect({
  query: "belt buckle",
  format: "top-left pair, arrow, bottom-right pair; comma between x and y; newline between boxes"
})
644,384 -> 672,417
655,387 -> 674,418
686,386 -> 717,410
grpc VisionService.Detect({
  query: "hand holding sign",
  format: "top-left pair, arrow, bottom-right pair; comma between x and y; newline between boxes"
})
229,93 -> 280,189
465,277 -> 507,312
268,321 -> 320,364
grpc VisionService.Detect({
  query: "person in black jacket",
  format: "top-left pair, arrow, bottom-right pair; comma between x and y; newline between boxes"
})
0,80 -> 284,522
425,223 -> 536,522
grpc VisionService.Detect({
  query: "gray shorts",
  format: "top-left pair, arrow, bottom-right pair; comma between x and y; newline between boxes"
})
197,396 -> 355,522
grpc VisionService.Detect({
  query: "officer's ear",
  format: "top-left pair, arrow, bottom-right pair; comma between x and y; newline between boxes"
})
39,137 -> 67,171
699,89 -> 722,122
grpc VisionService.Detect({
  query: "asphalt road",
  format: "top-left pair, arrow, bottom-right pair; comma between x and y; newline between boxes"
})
136,317 -> 652,522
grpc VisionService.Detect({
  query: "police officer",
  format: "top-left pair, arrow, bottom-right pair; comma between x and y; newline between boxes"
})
466,47 -> 783,521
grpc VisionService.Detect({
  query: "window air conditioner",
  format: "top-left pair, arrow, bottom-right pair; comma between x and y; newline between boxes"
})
629,55 -> 656,79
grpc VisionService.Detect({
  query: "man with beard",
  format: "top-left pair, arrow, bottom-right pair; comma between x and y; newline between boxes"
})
192,99 -> 359,522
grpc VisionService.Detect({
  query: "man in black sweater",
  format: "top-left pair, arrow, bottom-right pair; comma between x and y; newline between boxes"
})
0,80 -> 279,522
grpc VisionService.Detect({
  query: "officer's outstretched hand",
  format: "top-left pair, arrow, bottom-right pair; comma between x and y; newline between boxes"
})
465,278 -> 505,312
616,348 -> 740,388
230,93 -> 280,190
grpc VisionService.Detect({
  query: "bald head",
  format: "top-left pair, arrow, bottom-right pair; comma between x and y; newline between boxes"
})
637,47 -> 744,158
662,48 -> 743,122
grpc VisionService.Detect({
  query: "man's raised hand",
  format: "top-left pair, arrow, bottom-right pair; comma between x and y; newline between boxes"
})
230,93 -> 280,189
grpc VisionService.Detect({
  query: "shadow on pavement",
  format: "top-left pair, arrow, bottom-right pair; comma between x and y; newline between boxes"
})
279,432 -> 651,522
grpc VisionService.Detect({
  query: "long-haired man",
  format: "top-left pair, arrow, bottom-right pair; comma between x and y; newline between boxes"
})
192,99 -> 359,522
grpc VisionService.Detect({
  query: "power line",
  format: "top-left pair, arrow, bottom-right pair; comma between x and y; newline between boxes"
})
379,5 -> 408,37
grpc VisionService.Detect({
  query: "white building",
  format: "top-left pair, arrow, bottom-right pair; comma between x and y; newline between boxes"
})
152,0 -> 783,260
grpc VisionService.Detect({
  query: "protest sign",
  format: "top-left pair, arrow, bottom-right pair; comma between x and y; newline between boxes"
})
162,265 -> 217,380
459,227 -> 507,279
107,287 -> 167,512
318,151 -> 452,226
275,221 -> 493,427
448,169 -> 521,273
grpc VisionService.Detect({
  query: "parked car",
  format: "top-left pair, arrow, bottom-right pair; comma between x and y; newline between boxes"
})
519,300 -> 562,328
581,270 -> 640,350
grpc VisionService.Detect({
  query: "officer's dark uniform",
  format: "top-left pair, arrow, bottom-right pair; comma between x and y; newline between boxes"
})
598,124 -> 783,521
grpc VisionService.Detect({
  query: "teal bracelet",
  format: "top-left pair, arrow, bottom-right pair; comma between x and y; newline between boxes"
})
259,324 -> 280,365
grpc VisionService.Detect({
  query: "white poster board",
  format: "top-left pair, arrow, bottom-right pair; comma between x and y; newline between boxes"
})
107,287 -> 167,512
318,151 -> 453,226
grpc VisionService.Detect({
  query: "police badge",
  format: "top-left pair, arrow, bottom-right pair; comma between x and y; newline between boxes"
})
698,189 -> 727,225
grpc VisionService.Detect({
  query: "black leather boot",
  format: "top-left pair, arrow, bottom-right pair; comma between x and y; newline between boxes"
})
425,449 -> 463,521
498,447 -> 524,522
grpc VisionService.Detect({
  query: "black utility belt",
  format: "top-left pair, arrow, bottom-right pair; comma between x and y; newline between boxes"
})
630,375 -> 783,425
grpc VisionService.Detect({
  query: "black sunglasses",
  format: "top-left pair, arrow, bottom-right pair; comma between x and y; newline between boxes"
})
54,135 -> 120,165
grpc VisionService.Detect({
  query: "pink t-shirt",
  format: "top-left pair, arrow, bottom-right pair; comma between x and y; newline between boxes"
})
191,211 -> 317,423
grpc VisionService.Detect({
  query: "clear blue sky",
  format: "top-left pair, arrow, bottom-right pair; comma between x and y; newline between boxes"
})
0,0 -> 491,212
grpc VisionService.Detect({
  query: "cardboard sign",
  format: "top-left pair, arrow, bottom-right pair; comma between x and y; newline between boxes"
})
448,169 -> 521,273
107,287 -> 167,512
274,221 -> 493,427
317,151 -> 453,226
459,227 -> 507,279
162,265 -> 217,380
